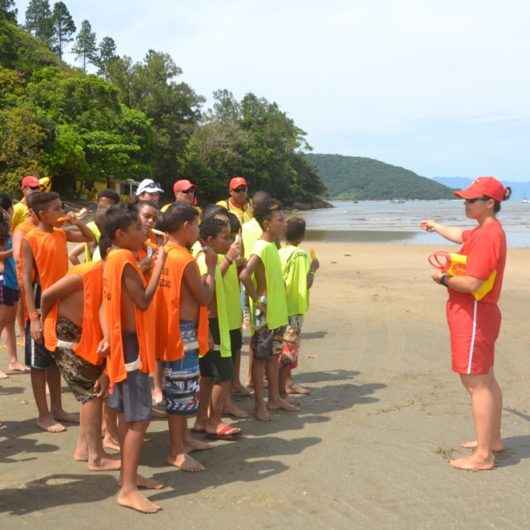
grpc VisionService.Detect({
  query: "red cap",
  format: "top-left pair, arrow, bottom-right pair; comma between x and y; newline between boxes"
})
230,176 -> 248,190
21,176 -> 40,189
173,179 -> 196,193
454,176 -> 508,203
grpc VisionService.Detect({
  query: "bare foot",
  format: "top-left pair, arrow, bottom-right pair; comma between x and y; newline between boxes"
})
73,449 -> 88,462
191,421 -> 207,433
224,402 -> 250,418
287,383 -> 311,395
37,416 -> 66,433
136,474 -> 164,490
255,404 -> 272,422
88,455 -> 121,471
268,398 -> 300,412
7,362 -> 30,373
232,384 -> 252,397
117,489 -> 161,514
461,440 -> 505,452
103,435 -> 120,453
185,438 -> 213,453
449,453 -> 495,471
167,453 -> 205,472
0,370 -> 8,379
53,410 -> 79,424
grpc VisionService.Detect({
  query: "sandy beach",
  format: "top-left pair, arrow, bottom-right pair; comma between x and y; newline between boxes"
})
1,240 -> 530,529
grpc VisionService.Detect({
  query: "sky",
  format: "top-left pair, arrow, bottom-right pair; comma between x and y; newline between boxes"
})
15,0 -> 530,180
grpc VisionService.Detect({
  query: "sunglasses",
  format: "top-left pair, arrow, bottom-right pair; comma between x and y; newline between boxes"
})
465,197 -> 489,204
233,187 -> 247,193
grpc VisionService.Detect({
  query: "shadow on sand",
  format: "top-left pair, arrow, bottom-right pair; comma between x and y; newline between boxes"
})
0,369 -> 385,513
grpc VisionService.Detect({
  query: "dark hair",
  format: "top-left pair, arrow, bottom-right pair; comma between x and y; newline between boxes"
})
137,200 -> 159,212
0,193 -> 13,213
254,197 -> 282,230
199,216 -> 229,241
97,189 -> 120,205
159,202 -> 199,233
27,192 -> 60,216
99,204 -> 139,256
251,191 -> 271,210
0,208 -> 10,245
490,186 -> 511,214
226,211 -> 241,234
286,216 -> 306,242
202,204 -> 228,220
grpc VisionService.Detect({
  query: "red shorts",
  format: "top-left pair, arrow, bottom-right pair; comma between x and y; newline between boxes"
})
446,299 -> 501,375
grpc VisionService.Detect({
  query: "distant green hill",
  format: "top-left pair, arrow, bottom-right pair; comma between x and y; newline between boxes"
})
305,154 -> 453,200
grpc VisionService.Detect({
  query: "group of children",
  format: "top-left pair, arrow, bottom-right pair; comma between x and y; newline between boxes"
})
0,184 -> 319,513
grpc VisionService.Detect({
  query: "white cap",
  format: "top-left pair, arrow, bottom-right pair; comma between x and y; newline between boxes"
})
136,179 -> 163,196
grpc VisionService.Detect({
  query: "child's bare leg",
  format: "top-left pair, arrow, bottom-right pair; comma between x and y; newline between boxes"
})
0,307 -> 26,371
16,301 -> 25,336
252,358 -> 270,421
461,370 -> 504,452
152,362 -> 163,405
47,363 -> 78,424
224,389 -> 249,418
207,380 -> 241,437
81,398 -> 121,471
167,415 -> 204,472
232,348 -> 251,395
103,404 -> 120,452
32,368 -> 65,432
450,373 -> 496,471
117,417 -> 161,513
193,376 -> 212,431
267,356 -> 299,412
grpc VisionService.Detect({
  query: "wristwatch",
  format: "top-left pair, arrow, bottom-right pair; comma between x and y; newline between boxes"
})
440,274 -> 449,287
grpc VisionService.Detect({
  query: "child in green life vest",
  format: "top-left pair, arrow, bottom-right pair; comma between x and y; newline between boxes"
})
279,217 -> 319,397
239,198 -> 299,422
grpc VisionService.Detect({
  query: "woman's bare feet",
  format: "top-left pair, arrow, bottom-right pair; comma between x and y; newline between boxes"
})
461,440 -> 505,452
37,415 -> 66,433
255,404 -> 272,422
53,410 -> 79,424
449,453 -> 495,471
0,370 -> 8,379
117,489 -> 161,513
118,474 -> 164,490
88,455 -> 121,471
167,453 -> 205,472
268,398 -> 300,412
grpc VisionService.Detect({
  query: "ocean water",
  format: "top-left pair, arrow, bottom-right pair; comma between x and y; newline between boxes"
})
301,200 -> 530,247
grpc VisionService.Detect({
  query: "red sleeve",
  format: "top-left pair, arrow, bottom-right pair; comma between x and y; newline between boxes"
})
465,229 -> 500,280
462,229 -> 473,243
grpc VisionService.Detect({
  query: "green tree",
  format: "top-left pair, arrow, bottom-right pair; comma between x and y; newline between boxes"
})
96,36 -> 117,77
107,50 -> 203,191
25,0 -> 54,46
51,1 -> 75,60
0,0 -> 17,23
72,19 -> 97,72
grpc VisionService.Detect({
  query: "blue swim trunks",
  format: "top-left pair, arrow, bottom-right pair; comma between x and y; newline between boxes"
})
161,321 -> 200,416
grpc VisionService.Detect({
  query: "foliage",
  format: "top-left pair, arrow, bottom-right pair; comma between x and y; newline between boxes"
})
0,0 -> 17,22
24,0 -> 54,46
96,36 -> 117,77
72,19 -> 97,72
305,154 -> 453,200
51,1 -> 75,59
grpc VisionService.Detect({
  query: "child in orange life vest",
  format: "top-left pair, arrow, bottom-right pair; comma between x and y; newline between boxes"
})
239,198 -> 299,422
193,216 -> 243,439
279,217 -> 319,398
156,203 -> 216,472
40,240 -> 120,472
102,204 -> 167,513
22,192 -> 95,434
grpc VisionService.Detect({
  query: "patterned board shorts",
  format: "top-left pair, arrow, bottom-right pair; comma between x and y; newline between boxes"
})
160,320 -> 200,416
54,317 -> 104,404
251,325 -> 287,360
281,315 -> 304,369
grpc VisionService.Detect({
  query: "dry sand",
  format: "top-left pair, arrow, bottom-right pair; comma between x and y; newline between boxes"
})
1,240 -> 530,529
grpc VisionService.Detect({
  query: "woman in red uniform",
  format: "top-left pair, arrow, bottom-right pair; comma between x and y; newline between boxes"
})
421,176 -> 511,471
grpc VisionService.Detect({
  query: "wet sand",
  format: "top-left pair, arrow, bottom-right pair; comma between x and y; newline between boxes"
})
1,241 -> 530,529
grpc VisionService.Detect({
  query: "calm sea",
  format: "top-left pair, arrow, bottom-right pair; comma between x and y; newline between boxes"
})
302,200 -> 530,247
